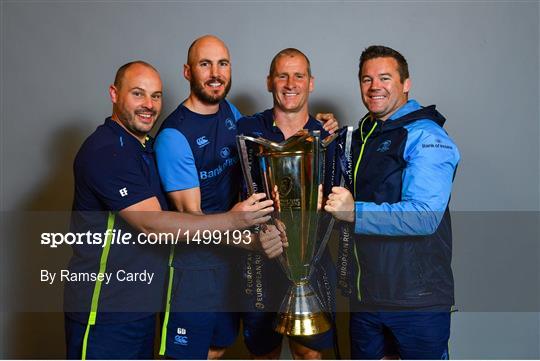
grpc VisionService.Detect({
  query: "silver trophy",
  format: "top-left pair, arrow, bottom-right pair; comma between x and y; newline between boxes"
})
237,129 -> 340,336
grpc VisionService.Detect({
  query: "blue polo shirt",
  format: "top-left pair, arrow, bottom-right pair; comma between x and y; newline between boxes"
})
155,100 -> 242,268
65,117 -> 169,324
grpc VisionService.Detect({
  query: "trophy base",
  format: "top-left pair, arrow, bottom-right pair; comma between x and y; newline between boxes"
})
274,282 -> 331,336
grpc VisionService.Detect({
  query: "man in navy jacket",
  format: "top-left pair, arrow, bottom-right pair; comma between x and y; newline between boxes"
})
325,45 -> 460,359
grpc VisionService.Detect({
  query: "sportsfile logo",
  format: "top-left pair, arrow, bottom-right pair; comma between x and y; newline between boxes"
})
174,328 -> 188,346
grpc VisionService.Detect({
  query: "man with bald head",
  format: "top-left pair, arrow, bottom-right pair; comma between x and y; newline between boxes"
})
155,35 -> 337,359
185,35 -> 233,107
155,35 -> 248,360
65,60 -> 275,359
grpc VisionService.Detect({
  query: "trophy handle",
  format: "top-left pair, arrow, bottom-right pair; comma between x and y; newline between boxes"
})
237,135 -> 292,279
310,126 -> 354,272
236,136 -> 256,196
340,126 -> 354,189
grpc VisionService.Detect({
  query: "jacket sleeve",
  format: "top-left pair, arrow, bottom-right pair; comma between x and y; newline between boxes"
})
354,120 -> 460,236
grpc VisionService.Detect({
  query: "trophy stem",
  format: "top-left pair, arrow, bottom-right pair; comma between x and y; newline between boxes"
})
274,281 -> 331,336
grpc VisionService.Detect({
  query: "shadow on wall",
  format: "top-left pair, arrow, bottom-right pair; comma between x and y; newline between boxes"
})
22,124 -> 88,212
229,92 -> 261,117
4,123 -> 89,358
310,99 -> 347,128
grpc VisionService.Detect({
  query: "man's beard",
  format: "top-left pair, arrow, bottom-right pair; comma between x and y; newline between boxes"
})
119,107 -> 157,136
191,77 -> 232,105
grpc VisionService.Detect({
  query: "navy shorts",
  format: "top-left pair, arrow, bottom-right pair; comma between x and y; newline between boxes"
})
350,311 -> 451,359
241,249 -> 336,356
65,314 -> 156,359
161,266 -> 240,359
162,311 -> 239,359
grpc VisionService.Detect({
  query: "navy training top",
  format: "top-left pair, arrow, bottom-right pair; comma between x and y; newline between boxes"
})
65,117 -> 169,324
154,100 -> 243,269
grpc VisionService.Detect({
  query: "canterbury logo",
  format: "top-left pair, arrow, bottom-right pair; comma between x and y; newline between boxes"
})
196,136 -> 209,148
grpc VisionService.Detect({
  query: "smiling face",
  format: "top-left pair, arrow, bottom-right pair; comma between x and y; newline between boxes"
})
360,57 -> 410,121
109,63 -> 162,141
184,36 -> 231,105
267,54 -> 313,114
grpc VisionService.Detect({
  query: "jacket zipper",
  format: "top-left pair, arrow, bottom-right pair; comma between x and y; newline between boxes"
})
352,118 -> 377,301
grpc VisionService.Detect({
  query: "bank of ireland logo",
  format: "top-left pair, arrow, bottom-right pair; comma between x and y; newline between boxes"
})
220,146 -> 231,159
377,140 -> 391,153
225,118 -> 236,130
196,136 -> 210,148
174,328 -> 188,346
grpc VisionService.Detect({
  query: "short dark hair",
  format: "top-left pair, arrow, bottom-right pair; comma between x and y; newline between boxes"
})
358,45 -> 409,83
269,48 -> 312,77
113,60 -> 157,88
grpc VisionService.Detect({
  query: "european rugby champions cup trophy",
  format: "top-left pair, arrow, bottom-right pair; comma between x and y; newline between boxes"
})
236,126 -> 353,336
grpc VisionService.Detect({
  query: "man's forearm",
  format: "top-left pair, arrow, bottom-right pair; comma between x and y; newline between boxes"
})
120,210 -> 249,242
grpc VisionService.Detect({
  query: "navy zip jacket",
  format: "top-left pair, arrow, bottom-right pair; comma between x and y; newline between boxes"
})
351,99 -> 460,309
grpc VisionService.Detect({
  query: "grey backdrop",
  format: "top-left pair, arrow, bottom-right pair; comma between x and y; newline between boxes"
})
1,0 -> 539,359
